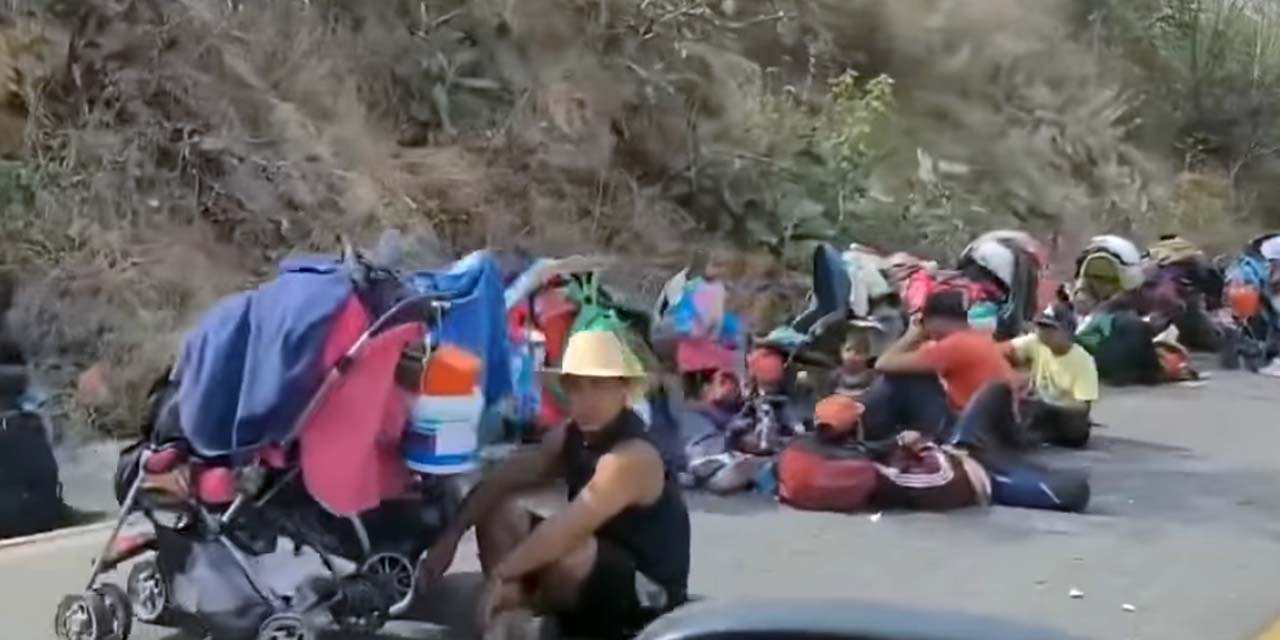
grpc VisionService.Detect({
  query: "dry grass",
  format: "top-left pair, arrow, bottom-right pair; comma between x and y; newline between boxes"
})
0,0 -> 1258,434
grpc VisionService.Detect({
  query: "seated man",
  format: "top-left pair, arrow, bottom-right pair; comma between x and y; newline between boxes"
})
1005,303 -> 1099,448
862,290 -> 1014,439
418,330 -> 690,639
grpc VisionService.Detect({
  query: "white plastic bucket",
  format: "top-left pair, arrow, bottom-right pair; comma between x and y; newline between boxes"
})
403,389 -> 484,475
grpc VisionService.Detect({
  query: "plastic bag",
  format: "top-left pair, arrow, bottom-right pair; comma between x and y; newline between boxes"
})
670,281 -> 702,338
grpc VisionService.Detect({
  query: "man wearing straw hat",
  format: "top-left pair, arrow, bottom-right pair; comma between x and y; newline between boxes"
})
418,330 -> 691,638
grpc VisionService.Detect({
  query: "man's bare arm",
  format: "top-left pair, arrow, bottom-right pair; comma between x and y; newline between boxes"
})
450,427 -> 567,535
492,442 -> 662,581
875,321 -> 935,374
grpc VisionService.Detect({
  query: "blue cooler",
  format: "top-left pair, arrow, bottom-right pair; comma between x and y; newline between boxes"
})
402,389 -> 484,475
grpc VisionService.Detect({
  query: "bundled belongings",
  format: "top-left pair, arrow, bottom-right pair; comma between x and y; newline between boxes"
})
1220,232 -> 1280,373
658,256 -> 742,398
1073,235 -> 1145,304
880,230 -> 1047,341
70,249 -> 493,640
1144,235 -> 1224,352
758,242 -> 907,378
957,230 -> 1046,339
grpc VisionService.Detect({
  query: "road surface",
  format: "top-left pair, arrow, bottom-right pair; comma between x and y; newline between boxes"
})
5,370 -> 1280,639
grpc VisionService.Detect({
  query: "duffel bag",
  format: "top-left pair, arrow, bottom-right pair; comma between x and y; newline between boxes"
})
777,436 -> 876,513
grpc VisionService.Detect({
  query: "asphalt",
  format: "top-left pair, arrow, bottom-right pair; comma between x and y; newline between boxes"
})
4,370 -> 1280,640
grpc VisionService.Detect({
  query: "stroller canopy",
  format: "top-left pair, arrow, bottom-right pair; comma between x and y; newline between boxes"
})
174,256 -> 370,457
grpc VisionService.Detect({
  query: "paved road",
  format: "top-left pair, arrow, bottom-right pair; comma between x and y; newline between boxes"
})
5,371 -> 1280,640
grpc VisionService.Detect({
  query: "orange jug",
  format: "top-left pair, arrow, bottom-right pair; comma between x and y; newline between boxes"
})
421,344 -> 482,396
1227,284 -> 1261,320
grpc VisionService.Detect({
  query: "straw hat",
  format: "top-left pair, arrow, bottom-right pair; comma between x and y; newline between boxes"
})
541,330 -> 649,400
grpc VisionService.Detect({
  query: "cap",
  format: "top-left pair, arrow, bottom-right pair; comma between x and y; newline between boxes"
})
814,394 -> 865,435
1034,302 -> 1078,333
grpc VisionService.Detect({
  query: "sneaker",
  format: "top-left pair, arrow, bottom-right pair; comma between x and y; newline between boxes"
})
1259,358 -> 1280,379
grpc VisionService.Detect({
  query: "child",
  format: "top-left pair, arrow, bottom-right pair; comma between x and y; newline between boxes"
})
827,330 -> 876,398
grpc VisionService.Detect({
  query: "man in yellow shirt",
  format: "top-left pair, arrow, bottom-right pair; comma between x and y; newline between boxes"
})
1005,303 -> 1100,448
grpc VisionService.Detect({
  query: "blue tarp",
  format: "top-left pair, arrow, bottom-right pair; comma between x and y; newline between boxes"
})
174,256 -> 354,456
409,251 -> 512,406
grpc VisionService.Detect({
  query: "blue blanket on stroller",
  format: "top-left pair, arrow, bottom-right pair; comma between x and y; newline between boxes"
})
174,257 -> 355,456
408,251 -> 512,406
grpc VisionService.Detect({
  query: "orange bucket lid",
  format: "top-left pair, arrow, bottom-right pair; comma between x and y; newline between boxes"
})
421,344 -> 482,396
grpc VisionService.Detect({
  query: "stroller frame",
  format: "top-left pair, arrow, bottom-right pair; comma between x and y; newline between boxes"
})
56,293 -> 458,640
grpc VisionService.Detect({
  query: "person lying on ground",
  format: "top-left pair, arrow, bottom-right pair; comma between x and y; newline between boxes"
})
939,381 -> 1092,512
860,290 -> 1014,440
1004,303 -> 1099,448
417,330 -> 690,639
779,395 -> 990,512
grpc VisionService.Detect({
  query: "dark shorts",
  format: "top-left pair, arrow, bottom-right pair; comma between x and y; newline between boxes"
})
530,515 -> 673,638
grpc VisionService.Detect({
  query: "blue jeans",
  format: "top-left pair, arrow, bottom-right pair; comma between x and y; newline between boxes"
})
944,382 -> 1091,512
860,374 -> 953,441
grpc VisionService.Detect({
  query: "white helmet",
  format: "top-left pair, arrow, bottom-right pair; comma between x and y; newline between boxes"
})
1084,234 -> 1143,267
960,238 -> 1017,290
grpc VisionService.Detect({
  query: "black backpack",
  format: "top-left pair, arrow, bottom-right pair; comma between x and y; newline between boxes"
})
0,412 -> 68,538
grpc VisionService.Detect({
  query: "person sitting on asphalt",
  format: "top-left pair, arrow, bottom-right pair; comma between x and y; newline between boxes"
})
861,290 -> 1014,440
1004,303 -> 1099,448
417,330 -> 691,639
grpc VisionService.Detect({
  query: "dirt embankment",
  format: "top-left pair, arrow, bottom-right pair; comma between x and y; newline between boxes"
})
0,0 -> 1227,434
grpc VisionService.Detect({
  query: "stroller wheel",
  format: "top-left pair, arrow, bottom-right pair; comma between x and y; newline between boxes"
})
360,551 -> 415,605
126,560 -> 171,625
256,613 -> 314,640
53,592 -> 111,640
93,584 -> 133,640
331,574 -> 390,634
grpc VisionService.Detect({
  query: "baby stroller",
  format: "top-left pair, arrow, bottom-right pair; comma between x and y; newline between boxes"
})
54,252 -> 476,640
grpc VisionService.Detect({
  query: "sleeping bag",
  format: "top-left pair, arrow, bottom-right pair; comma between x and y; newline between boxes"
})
777,436 -> 877,512
982,451 -> 1091,513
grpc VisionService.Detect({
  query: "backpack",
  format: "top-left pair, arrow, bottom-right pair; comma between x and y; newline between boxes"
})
776,435 -> 877,512
0,412 -> 68,538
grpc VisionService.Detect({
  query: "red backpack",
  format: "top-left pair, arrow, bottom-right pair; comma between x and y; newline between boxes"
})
776,436 -> 877,512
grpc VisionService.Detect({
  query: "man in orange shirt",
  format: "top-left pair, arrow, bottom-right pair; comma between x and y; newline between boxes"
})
862,290 -> 1014,439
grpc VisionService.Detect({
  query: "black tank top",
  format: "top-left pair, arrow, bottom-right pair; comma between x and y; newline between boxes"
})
562,409 -> 691,602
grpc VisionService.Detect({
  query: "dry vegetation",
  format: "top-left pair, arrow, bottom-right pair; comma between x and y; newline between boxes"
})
0,0 -> 1267,433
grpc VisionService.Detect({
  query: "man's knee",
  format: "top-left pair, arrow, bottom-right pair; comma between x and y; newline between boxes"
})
476,497 -> 529,536
1054,412 -> 1092,448
1030,405 -> 1091,448
531,538 -> 597,611
476,498 -> 535,572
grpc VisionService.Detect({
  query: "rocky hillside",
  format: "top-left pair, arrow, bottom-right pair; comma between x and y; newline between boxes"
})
0,0 -> 1268,434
